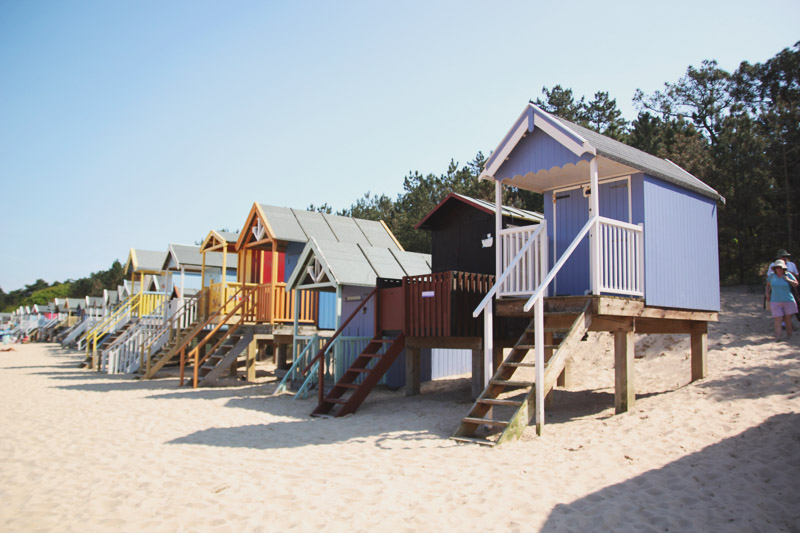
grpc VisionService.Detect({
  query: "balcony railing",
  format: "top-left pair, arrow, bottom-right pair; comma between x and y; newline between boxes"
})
598,218 -> 644,297
498,224 -> 548,298
207,281 -> 318,324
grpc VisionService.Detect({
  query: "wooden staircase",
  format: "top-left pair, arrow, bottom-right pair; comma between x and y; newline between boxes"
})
140,318 -> 204,380
83,321 -> 134,368
311,332 -> 406,417
194,327 -> 254,386
452,301 -> 592,446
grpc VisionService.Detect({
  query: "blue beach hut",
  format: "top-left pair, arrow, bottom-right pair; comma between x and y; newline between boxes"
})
454,102 -> 724,445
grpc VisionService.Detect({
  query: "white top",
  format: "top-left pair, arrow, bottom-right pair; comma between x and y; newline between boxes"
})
768,260 -> 799,277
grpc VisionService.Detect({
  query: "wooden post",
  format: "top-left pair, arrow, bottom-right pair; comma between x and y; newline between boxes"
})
495,179 -> 503,277
276,342 -> 288,370
471,347 -> 483,399
614,330 -> 635,413
534,297 -> 544,435
690,321 -> 708,381
405,346 -> 421,396
246,339 -> 256,381
544,330 -> 555,408
589,157 -> 601,295
483,305 -> 494,387
493,345 -> 504,373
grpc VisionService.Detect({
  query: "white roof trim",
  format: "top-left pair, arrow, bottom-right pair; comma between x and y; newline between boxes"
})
481,103 -> 596,181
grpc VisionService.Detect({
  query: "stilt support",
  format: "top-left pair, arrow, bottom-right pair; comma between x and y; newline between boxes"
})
614,330 -> 635,414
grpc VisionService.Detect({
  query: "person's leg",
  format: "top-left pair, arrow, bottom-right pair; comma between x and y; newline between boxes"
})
785,312 -> 793,338
774,315 -> 783,338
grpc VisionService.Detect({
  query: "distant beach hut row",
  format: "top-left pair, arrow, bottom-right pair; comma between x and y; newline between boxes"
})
10,103 -> 723,445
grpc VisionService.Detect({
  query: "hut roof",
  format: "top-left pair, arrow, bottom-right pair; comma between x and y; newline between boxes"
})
481,102 -> 724,203
416,192 -> 543,230
287,238 -> 431,290
242,204 -> 401,250
124,249 -> 167,275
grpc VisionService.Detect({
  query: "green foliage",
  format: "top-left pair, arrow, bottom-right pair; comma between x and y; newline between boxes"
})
325,152 -> 542,254
536,86 -> 628,139
20,283 -> 72,307
633,42 -> 800,283
1,260 -> 127,312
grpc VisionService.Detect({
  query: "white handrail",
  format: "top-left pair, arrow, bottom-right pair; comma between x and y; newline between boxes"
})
473,222 -> 547,317
523,216 -> 597,312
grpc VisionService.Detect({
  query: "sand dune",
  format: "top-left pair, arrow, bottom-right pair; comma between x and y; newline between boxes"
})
1,285 -> 798,532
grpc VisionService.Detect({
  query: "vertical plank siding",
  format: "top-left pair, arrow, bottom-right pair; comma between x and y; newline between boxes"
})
403,271 -> 493,337
642,177 -> 720,311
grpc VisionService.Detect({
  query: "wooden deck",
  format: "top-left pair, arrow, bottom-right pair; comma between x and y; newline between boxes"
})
402,293 -> 716,421
493,294 -> 715,415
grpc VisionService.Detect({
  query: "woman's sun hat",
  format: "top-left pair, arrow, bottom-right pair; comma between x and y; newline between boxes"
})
773,259 -> 788,270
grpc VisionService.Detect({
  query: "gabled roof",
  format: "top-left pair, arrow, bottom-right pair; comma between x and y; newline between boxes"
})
124,249 -> 167,275
481,102 -> 723,203
236,203 -> 403,251
105,291 -> 119,306
163,243 -> 226,270
286,237 -> 431,290
200,230 -> 239,254
415,192 -> 543,230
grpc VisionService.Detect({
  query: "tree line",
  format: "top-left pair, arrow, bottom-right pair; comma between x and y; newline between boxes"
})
0,261 -> 125,313
315,42 -> 799,285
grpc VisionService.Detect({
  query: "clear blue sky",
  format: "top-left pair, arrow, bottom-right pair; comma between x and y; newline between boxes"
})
1,1 -> 797,291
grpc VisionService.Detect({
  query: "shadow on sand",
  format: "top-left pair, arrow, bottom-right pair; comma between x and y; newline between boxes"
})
540,413 -> 800,531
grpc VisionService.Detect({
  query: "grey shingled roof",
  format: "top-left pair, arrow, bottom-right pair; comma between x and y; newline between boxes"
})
166,244 -> 225,269
132,249 -> 167,272
551,115 -> 723,202
217,231 -> 239,243
257,204 -> 401,249
287,237 -> 431,289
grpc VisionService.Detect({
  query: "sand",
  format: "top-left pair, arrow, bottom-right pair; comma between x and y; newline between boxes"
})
1,285 -> 798,532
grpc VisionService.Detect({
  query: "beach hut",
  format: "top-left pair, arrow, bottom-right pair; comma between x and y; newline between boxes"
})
306,194 -> 543,417
144,204 -> 415,388
198,231 -> 239,288
450,102 -> 722,445
282,234 -> 436,396
83,248 -> 168,369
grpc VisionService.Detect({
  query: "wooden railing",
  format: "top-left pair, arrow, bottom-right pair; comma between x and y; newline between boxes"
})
404,271 -> 494,337
303,288 -> 378,408
498,223 -> 548,297
179,285 -> 258,388
598,217 -> 644,297
84,291 -> 168,370
207,281 -> 318,324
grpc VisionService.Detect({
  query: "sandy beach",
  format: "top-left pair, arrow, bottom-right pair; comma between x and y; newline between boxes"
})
1,285 -> 798,532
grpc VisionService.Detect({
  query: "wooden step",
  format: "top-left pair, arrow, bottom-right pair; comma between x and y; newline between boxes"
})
515,344 -> 561,351
451,436 -> 496,447
336,383 -> 359,389
477,398 -> 523,407
503,362 -> 536,368
490,379 -> 533,388
347,368 -> 372,374
327,398 -> 348,405
462,417 -> 509,427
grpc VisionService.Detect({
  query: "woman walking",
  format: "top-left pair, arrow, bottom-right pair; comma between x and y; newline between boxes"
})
767,259 -> 799,339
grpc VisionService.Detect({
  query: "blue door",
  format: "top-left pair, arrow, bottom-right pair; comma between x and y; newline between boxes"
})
553,180 -> 629,295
